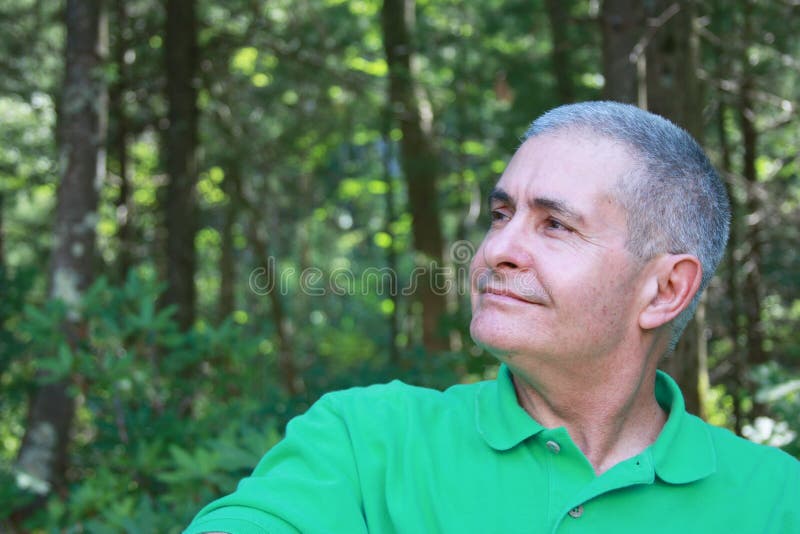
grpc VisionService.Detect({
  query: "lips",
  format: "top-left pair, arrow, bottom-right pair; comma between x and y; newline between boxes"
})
483,286 -> 537,304
473,270 -> 548,305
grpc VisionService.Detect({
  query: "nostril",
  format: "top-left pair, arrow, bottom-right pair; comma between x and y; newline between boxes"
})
497,261 -> 519,270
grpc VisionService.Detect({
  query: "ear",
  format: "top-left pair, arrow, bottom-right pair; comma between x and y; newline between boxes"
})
638,254 -> 703,331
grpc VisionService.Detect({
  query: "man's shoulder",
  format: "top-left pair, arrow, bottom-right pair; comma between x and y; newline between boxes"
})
697,416 -> 800,476
305,377 -> 486,437
321,377 -> 484,414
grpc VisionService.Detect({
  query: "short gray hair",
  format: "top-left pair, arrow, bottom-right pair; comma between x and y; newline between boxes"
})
524,101 -> 731,350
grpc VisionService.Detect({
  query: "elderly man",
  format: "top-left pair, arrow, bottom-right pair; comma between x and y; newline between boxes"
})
185,102 -> 799,533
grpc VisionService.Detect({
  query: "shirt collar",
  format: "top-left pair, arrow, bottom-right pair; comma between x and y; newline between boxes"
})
474,364 -> 717,483
475,364 -> 545,450
650,369 -> 717,484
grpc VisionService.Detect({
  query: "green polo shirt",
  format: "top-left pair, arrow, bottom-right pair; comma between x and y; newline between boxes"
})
185,367 -> 800,533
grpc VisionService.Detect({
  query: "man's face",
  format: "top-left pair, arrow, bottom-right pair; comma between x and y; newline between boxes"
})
469,131 -> 648,364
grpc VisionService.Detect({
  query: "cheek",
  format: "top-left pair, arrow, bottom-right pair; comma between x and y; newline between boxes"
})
469,245 -> 488,291
572,271 -> 637,331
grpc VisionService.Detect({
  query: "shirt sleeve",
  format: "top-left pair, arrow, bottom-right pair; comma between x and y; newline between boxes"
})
183,393 -> 368,534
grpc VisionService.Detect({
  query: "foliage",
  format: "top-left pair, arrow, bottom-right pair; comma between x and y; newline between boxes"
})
2,272 -> 285,530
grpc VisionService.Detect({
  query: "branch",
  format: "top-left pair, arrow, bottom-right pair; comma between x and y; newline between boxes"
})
698,69 -> 797,116
629,2 -> 681,63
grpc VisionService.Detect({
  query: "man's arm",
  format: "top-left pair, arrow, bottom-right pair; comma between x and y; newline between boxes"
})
183,393 -> 368,534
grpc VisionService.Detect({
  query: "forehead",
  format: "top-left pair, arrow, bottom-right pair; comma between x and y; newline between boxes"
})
496,131 -> 635,204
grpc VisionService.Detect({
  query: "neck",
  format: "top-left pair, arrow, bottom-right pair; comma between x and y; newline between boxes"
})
507,345 -> 667,475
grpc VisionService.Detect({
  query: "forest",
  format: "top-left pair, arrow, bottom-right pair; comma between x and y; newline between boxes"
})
1,0 -> 799,531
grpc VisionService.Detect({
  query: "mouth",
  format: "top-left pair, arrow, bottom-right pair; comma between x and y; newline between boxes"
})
482,286 -> 540,305
473,270 -> 547,306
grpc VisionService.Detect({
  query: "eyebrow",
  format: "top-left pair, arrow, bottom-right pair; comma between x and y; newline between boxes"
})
532,197 -> 585,225
488,188 -> 514,208
488,187 -> 585,225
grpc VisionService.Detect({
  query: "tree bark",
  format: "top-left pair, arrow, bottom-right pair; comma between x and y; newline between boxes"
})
544,0 -> 575,103
739,91 -> 764,363
15,0 -> 106,506
381,0 -> 448,351
647,0 -> 707,418
163,0 -> 198,330
601,0 -> 645,103
716,99 -> 745,435
645,1 -> 701,137
737,1 -> 767,419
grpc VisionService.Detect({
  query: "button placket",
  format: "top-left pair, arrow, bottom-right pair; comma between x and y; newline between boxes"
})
545,440 -> 561,454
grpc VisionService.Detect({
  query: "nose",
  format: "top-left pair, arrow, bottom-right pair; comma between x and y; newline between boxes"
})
480,217 -> 532,271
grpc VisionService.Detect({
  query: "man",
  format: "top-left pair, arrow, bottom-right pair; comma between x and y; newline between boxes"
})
185,102 -> 799,533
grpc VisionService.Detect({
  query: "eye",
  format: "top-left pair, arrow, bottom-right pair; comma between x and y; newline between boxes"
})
545,217 -> 570,232
490,209 -> 510,225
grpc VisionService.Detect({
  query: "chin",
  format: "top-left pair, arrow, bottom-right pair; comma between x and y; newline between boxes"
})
470,316 -> 524,358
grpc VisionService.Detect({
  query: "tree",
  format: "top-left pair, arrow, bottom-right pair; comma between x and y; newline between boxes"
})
14,0 -> 107,509
163,0 -> 199,330
544,0 -> 576,103
382,0 -> 448,351
735,0 -> 767,419
601,0 -> 644,104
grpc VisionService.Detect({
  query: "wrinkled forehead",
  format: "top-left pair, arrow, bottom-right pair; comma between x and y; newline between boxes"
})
500,129 -> 640,197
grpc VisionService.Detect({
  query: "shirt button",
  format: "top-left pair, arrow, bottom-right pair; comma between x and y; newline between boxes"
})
545,440 -> 561,454
568,505 -> 584,518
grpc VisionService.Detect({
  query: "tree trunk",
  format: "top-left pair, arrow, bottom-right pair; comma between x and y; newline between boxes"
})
381,0 -> 448,351
544,0 -> 575,103
601,0 -> 645,103
163,0 -> 198,330
15,0 -> 106,506
739,96 -> 764,363
647,0 -> 707,418
646,1 -> 701,137
737,1 -> 767,419
716,99 -> 745,435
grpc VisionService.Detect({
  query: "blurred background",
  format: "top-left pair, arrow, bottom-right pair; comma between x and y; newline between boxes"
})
1,0 -> 799,530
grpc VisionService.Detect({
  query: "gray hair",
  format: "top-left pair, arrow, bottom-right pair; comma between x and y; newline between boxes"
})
524,101 -> 731,350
